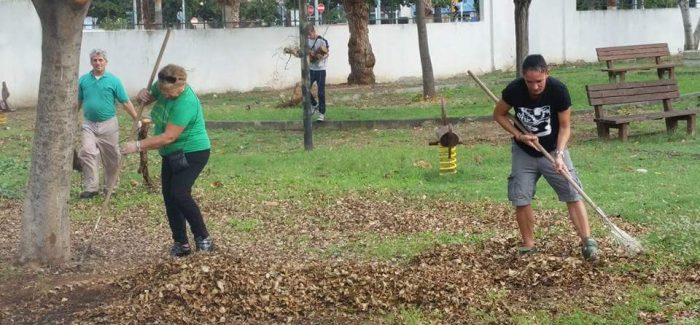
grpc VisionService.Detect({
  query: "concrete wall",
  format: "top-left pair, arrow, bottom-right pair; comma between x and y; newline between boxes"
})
1,0 -> 698,106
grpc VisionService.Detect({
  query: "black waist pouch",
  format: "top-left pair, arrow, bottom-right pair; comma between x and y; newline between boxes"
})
164,149 -> 189,172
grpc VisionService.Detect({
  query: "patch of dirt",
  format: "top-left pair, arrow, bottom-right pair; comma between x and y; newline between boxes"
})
3,192 -> 699,324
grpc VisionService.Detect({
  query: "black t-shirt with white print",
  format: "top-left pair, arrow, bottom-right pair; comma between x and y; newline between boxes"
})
501,76 -> 571,158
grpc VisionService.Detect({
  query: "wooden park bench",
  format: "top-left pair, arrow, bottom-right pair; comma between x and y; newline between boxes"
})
585,79 -> 696,141
596,43 -> 675,83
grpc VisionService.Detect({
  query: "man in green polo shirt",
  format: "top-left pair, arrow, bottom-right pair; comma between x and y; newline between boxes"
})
77,49 -> 138,199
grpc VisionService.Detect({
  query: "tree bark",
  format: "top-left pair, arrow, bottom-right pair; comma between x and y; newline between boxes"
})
141,0 -> 152,29
154,0 -> 163,29
416,0 -> 436,98
344,0 -> 376,85
21,0 -> 88,265
514,0 -> 531,77
679,0 -> 699,50
219,0 -> 241,28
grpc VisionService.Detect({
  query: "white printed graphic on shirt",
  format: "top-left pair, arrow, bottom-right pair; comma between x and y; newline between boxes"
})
516,105 -> 551,137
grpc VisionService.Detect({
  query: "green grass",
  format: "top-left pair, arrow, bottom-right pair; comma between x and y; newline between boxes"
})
228,217 -> 262,232
4,64 -> 700,323
198,60 -> 700,122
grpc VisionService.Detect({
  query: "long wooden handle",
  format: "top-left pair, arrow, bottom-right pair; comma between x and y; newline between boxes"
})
133,28 -> 172,128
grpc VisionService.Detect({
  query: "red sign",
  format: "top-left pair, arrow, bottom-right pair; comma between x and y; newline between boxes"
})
317,3 -> 325,14
307,4 -> 314,16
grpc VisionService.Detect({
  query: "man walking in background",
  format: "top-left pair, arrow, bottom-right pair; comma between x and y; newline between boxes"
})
78,49 -> 139,199
305,24 -> 329,122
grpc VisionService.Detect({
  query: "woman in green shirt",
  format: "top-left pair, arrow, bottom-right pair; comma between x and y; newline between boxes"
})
122,64 -> 212,257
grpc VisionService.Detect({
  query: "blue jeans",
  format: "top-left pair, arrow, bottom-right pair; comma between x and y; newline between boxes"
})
310,69 -> 326,114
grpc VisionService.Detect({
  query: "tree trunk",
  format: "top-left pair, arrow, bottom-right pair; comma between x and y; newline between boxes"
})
154,0 -> 163,29
344,0 -> 376,84
220,0 -> 241,28
22,0 -> 88,265
679,0 -> 699,50
141,0 -> 152,29
416,0 -> 436,98
514,0 -> 531,77
607,0 -> 617,10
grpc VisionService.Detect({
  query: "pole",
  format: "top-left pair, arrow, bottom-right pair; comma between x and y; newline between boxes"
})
375,0 -> 381,24
314,0 -> 319,24
182,0 -> 186,29
298,0 -> 313,150
133,0 -> 138,29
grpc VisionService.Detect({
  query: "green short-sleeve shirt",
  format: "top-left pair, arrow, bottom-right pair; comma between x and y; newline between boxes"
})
78,71 -> 129,122
150,84 -> 211,156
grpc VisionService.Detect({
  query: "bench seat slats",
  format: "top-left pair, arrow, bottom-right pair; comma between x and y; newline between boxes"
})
601,63 -> 675,73
596,43 -> 670,61
595,110 -> 696,125
585,78 -> 697,140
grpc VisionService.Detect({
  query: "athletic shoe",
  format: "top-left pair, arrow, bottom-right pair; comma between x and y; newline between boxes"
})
79,191 -> 99,199
316,113 -> 325,122
170,242 -> 192,257
581,237 -> 598,261
517,246 -> 538,256
195,237 -> 214,253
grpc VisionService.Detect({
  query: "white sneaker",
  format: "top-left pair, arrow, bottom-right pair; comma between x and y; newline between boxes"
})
316,113 -> 325,122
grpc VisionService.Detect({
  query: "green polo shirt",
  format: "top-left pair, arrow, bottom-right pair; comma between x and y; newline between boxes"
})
78,71 -> 129,122
150,84 -> 211,156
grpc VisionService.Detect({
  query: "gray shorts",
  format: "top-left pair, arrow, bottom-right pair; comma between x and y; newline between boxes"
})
508,143 -> 583,206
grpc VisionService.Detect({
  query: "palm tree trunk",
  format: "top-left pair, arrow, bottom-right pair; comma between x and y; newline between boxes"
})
22,0 -> 87,265
514,0 -> 531,77
416,0 -> 436,98
344,0 -> 376,84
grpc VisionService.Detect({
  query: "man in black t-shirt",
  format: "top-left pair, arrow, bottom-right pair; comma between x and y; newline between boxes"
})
493,54 -> 598,261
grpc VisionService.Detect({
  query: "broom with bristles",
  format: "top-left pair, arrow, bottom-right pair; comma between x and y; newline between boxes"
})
467,70 -> 643,255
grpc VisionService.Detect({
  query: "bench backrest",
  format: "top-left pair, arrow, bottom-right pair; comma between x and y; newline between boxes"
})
586,79 -> 678,106
596,43 -> 670,62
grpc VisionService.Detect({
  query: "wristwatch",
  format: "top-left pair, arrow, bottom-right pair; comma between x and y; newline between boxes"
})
554,149 -> 564,157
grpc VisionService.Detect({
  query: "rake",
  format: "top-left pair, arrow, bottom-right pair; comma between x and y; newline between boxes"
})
467,70 -> 643,255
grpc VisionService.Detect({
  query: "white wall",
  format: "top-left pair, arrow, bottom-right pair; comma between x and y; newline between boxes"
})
1,0 -> 699,106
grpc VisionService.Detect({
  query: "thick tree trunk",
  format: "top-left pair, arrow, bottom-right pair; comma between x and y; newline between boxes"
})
344,0 -> 376,85
416,0 -> 436,98
22,0 -> 88,265
514,0 -> 531,77
220,0 -> 241,28
679,0 -> 699,50
154,0 -> 163,29
141,0 -> 152,29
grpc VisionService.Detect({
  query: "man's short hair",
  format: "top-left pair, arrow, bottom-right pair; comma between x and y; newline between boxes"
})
89,49 -> 107,61
521,54 -> 548,74
304,23 -> 315,35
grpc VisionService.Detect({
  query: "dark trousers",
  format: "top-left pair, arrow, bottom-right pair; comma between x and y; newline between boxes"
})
310,69 -> 326,114
161,149 -> 210,244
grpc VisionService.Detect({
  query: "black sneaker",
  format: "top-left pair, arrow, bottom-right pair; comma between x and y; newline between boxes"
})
79,191 -> 99,199
195,237 -> 214,253
170,242 -> 192,257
